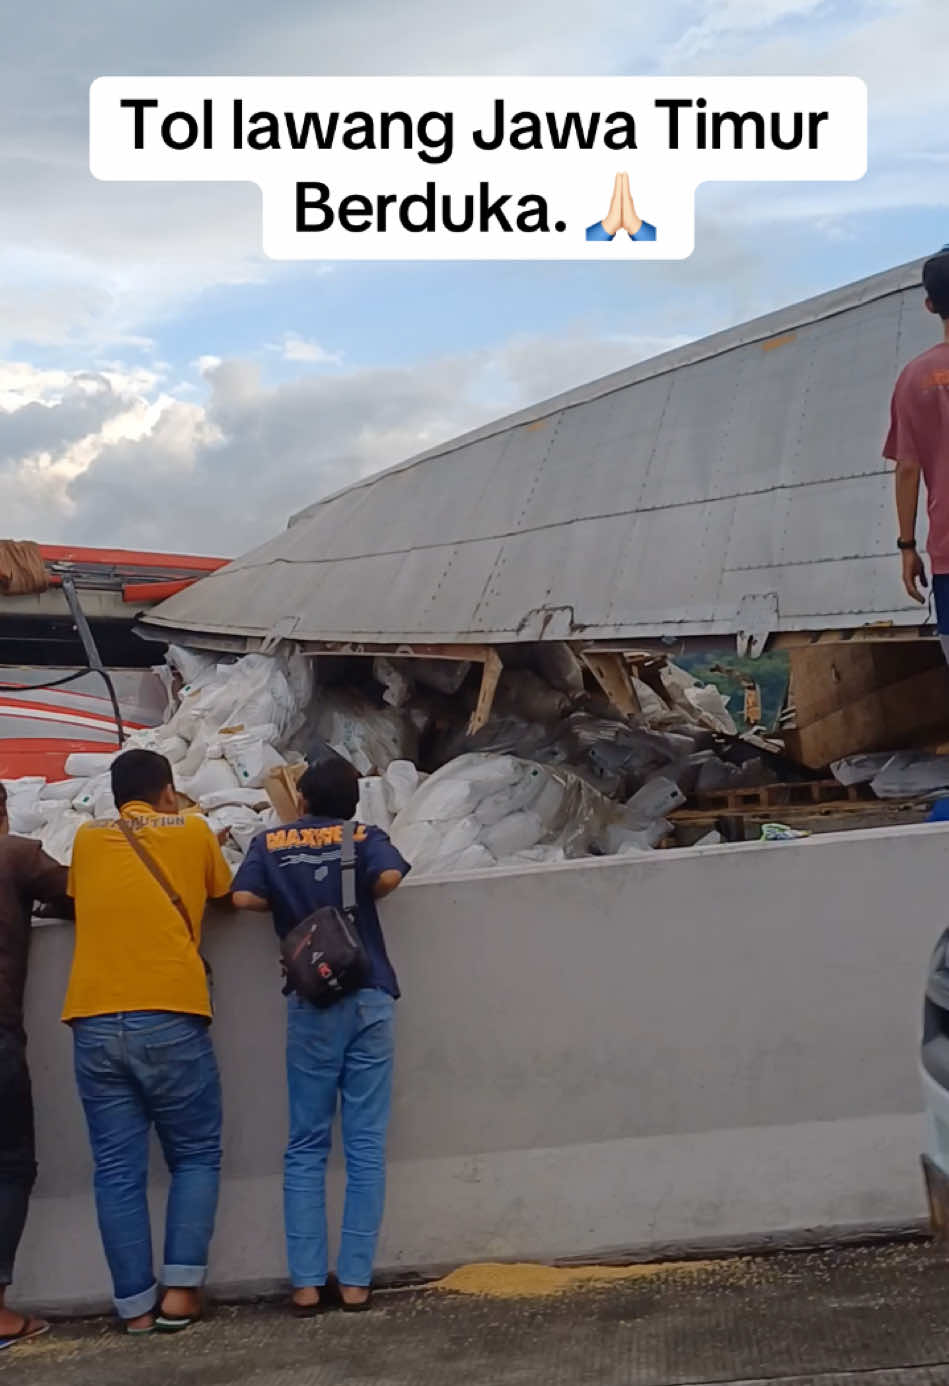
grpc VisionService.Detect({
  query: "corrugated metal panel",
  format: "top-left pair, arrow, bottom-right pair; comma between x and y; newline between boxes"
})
143,257 -> 940,647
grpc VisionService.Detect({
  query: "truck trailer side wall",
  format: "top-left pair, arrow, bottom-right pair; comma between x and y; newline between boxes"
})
18,824 -> 936,1312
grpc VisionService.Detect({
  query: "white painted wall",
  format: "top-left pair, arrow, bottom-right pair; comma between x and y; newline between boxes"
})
16,823 -> 940,1312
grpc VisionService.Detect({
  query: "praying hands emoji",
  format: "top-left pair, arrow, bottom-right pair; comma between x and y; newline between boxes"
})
586,173 -> 657,243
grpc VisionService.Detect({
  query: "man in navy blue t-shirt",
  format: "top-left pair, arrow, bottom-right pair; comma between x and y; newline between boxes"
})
232,757 -> 409,1314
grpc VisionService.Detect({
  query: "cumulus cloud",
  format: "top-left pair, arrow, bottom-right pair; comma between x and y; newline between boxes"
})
0,327 -> 686,554
271,333 -> 343,365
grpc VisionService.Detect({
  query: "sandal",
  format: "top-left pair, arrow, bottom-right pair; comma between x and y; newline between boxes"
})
340,1293 -> 372,1314
155,1312 -> 202,1333
0,1316 -> 50,1351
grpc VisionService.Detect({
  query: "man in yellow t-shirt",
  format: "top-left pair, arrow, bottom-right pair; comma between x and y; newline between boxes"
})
65,749 -> 232,1335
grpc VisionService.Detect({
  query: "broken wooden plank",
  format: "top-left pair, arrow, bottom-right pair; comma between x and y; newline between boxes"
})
579,650 -> 641,718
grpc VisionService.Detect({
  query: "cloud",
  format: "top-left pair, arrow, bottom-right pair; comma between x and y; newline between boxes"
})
271,333 -> 343,365
0,326 -> 685,554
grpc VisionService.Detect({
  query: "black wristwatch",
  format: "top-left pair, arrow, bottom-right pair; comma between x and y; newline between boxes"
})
898,537 -> 917,551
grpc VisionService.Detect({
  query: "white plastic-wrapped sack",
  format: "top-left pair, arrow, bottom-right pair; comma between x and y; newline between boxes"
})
392,816 -> 481,875
474,762 -> 547,826
155,734 -> 189,766
221,733 -> 286,789
166,645 -> 219,695
5,779 -> 50,835
870,753 -> 949,800
307,690 -> 417,777
176,758 -> 241,804
357,778 -> 392,833
831,753 -> 897,787
64,752 -> 116,778
72,775 -> 108,815
481,810 -> 545,859
39,778 -> 85,803
623,776 -> 685,826
392,754 -> 521,830
165,652 -> 310,750
40,808 -> 87,864
207,804 -> 266,854
199,787 -> 271,812
430,842 -> 496,875
382,761 -> 419,818
94,785 -> 117,819
373,657 -> 413,709
496,844 -> 567,867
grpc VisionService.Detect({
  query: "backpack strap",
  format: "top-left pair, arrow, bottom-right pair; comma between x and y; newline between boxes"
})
340,819 -> 357,915
117,817 -> 196,942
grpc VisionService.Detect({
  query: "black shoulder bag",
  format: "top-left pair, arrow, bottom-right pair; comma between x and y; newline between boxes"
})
279,820 -> 369,1008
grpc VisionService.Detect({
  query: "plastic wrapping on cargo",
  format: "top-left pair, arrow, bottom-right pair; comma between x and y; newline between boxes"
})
198,787 -> 272,812
373,657 -> 413,709
220,733 -> 287,789
870,753 -> 949,800
495,670 -> 571,724
357,777 -> 392,834
175,758 -> 242,803
206,804 -> 267,854
531,643 -> 586,700
600,819 -> 671,854
64,752 -> 116,778
72,775 -> 108,815
623,776 -> 686,826
382,760 -> 419,818
405,658 -> 471,696
165,651 -> 313,750
389,752 -> 619,878
298,689 -> 418,777
40,808 -> 86,865
831,753 -> 898,787
165,645 -> 219,694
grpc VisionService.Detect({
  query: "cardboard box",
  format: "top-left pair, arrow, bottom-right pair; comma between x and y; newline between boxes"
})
264,761 -> 307,823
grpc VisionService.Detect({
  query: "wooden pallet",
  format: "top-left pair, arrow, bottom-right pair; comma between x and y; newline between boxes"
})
683,779 -> 869,815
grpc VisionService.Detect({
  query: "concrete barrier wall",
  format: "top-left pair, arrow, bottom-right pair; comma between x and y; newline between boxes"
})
16,823 -> 942,1311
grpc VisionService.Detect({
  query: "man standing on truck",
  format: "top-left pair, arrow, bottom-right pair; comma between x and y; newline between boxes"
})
886,249 -> 949,653
0,782 -> 72,1353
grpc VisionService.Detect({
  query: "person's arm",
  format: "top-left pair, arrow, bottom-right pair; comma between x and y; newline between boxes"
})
373,869 -> 404,900
895,459 -> 928,603
231,836 -> 272,913
360,826 -> 411,901
885,375 -> 928,606
203,820 -> 235,901
27,842 -> 74,920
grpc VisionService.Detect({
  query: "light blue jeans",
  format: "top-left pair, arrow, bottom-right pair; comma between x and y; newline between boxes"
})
72,1011 -> 222,1319
284,988 -> 395,1289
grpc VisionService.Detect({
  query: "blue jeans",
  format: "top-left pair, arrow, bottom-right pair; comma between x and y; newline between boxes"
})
72,1011 -> 222,1319
285,988 -> 395,1289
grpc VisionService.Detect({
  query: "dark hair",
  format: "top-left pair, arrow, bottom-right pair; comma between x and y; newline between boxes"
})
0,783 -> 6,814
111,749 -> 174,810
298,756 -> 359,820
923,252 -> 949,319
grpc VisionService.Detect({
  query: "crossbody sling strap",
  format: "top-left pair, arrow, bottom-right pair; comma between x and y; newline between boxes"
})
116,817 -> 214,1007
117,817 -> 196,939
339,818 -> 357,914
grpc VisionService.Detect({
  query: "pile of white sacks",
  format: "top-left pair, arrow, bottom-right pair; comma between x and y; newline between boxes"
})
4,647 -> 315,868
2,645 -> 664,875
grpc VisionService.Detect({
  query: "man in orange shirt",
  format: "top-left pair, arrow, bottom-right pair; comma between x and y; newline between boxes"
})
65,749 -> 232,1335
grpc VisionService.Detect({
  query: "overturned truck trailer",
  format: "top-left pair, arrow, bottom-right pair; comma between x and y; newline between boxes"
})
140,257 -> 949,766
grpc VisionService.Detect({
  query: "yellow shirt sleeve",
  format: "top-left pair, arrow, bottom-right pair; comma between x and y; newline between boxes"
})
200,819 -> 234,899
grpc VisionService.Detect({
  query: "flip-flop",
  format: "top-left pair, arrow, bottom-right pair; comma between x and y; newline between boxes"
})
340,1295 -> 372,1314
291,1299 -> 328,1318
155,1312 -> 202,1333
0,1316 -> 50,1351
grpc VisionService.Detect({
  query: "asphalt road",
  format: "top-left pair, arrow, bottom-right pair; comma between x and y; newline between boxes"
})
5,1242 -> 949,1386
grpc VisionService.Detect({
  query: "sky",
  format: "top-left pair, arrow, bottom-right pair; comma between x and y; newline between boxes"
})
1,0 -> 947,557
